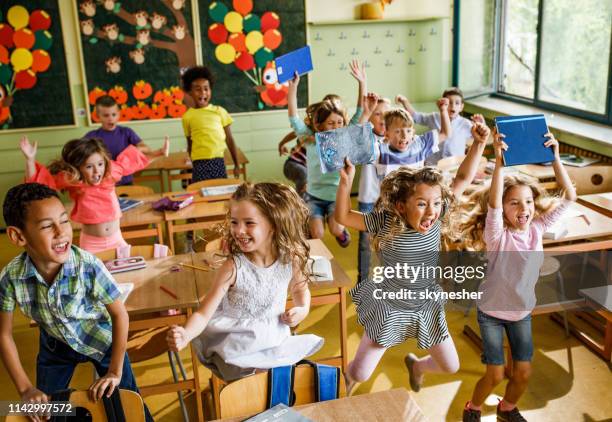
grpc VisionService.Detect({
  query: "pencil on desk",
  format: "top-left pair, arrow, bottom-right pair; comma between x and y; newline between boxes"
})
581,214 -> 591,225
179,262 -> 210,272
160,285 -> 178,299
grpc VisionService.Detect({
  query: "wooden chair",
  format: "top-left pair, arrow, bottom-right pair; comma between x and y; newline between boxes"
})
186,177 -> 242,192
212,364 -> 347,419
116,185 -> 155,197
566,165 -> 612,195
5,389 -> 145,422
95,246 -> 191,422
437,155 -> 488,173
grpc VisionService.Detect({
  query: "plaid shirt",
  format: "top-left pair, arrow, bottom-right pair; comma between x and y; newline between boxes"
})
0,246 -> 120,361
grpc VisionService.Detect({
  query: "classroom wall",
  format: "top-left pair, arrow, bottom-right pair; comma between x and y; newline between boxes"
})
0,0 -> 453,227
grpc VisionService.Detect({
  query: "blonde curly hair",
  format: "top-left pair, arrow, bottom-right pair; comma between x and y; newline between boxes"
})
373,166 -> 454,251
449,174 -> 557,251
222,182 -> 311,283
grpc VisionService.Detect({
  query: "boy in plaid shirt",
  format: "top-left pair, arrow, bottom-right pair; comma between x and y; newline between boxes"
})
0,183 -> 151,421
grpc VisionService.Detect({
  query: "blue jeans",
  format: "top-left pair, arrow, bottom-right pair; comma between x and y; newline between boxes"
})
36,329 -> 153,422
304,192 -> 336,219
357,202 -> 375,283
477,309 -> 533,365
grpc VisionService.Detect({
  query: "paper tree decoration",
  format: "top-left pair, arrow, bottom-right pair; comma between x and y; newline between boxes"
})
0,5 -> 54,128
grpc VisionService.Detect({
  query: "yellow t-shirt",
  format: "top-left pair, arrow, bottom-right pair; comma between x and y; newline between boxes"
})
182,104 -> 233,160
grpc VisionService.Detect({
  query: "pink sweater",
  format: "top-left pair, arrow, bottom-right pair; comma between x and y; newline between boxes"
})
478,199 -> 571,321
27,145 -> 149,224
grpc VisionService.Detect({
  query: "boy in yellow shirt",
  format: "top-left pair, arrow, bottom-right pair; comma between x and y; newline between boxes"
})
181,66 -> 240,180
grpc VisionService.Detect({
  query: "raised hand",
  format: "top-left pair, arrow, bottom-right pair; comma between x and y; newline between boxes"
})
349,59 -> 366,84
436,97 -> 450,111
363,92 -> 380,116
492,129 -> 507,161
287,71 -> 300,91
471,123 -> 491,145
395,94 -> 408,108
543,132 -> 560,160
471,114 -> 485,125
20,136 -> 37,161
339,157 -> 356,185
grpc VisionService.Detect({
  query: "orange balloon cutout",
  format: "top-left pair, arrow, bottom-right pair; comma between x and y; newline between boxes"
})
228,33 -> 246,52
0,46 -> 9,64
13,28 -> 36,49
263,29 -> 282,50
31,50 -> 51,72
233,0 -> 253,16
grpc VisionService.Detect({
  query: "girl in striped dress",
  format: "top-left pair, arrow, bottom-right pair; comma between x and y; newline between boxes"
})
335,122 -> 491,394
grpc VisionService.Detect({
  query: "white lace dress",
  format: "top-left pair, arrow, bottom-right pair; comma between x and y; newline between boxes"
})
192,253 -> 324,381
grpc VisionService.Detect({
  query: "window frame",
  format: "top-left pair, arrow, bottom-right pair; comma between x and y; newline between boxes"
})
453,0 -> 612,125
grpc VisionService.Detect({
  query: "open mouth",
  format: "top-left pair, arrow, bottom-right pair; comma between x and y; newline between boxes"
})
516,214 -> 529,225
419,219 -> 434,231
52,241 -> 70,254
91,175 -> 102,184
236,237 -> 252,248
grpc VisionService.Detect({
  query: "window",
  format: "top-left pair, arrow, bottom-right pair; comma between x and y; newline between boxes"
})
455,0 -> 612,124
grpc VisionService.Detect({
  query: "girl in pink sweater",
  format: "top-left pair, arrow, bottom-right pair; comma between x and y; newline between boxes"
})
20,136 -> 166,253
458,131 -> 576,422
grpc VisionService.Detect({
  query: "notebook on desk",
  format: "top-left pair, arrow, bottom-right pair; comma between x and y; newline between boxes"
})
118,197 -> 144,212
200,184 -> 239,197
274,45 -> 313,84
244,404 -> 312,422
494,114 -> 554,166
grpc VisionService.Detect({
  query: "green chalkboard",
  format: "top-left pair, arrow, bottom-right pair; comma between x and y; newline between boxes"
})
76,0 -> 198,123
0,1 -> 74,131
198,0 -> 307,113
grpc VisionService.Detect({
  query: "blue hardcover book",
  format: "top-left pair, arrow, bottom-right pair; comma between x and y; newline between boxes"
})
494,114 -> 554,166
315,123 -> 376,174
118,197 -> 144,212
274,46 -> 313,84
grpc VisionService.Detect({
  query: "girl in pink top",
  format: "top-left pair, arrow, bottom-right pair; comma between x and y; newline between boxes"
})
458,131 -> 576,422
20,136 -> 162,253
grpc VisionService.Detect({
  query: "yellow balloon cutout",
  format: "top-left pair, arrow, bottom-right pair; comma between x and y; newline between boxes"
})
7,6 -> 30,30
215,43 -> 236,64
245,31 -> 263,54
224,11 -> 243,33
11,48 -> 33,71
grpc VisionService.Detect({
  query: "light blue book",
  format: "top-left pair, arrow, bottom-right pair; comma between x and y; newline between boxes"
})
315,123 -> 376,174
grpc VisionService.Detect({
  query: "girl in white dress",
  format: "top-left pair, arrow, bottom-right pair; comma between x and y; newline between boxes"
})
167,182 -> 323,381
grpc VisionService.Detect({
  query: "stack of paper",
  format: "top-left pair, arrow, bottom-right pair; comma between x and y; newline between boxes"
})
308,255 -> 333,281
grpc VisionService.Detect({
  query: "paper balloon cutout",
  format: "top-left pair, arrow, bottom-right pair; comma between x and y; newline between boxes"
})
263,29 -> 282,50
7,6 -> 29,30
13,28 -> 35,49
233,0 -> 253,16
209,2 -> 229,23
215,43 -> 236,64
208,23 -> 228,45
10,48 -> 33,71
31,50 -> 50,72
0,46 -> 8,64
228,32 -> 246,52
0,24 -> 15,48
245,30 -> 263,54
234,51 -> 254,71
254,47 -> 273,67
261,12 -> 280,32
224,11 -> 243,33
29,10 -> 51,32
0,64 -> 12,84
15,69 -> 36,89
34,30 -> 52,50
243,14 -> 261,33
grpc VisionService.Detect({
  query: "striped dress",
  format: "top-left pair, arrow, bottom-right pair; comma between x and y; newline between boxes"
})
350,211 -> 450,349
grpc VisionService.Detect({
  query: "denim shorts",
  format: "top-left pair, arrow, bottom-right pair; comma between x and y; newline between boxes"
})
477,309 -> 533,365
304,192 -> 335,219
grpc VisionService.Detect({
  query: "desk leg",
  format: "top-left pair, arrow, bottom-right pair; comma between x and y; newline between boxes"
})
156,223 -> 164,245
188,308 -> 204,422
339,287 -> 348,374
168,221 -> 175,253
242,164 -> 247,180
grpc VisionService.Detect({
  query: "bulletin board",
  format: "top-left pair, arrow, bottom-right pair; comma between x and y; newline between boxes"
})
75,0 -> 198,124
309,19 -> 449,106
198,0 -> 308,113
0,1 -> 74,131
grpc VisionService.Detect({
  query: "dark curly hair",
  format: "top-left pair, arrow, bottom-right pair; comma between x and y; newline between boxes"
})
182,66 -> 215,92
3,183 -> 60,229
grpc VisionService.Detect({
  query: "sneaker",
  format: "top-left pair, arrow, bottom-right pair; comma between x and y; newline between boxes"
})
497,404 -> 527,422
404,353 -> 422,392
463,403 -> 481,422
335,229 -> 351,248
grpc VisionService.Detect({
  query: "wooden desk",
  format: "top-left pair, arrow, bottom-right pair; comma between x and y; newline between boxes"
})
515,164 -> 556,181
578,192 -> 612,218
163,198 -> 229,253
69,194 -> 165,244
192,239 -> 352,374
543,202 -> 612,252
214,388 -> 426,422
136,149 -> 250,191
113,253 -> 204,422
571,286 -> 612,361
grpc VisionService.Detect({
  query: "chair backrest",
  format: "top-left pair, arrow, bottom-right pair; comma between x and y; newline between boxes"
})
566,165 -> 612,195
5,390 -> 145,422
186,178 -> 242,192
95,245 -> 173,261
116,185 -> 155,197
218,365 -> 346,419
